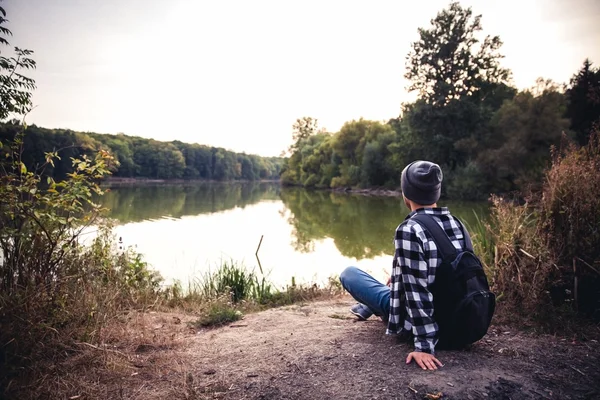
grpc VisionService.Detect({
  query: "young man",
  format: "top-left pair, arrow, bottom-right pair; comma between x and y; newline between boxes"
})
340,160 -> 469,371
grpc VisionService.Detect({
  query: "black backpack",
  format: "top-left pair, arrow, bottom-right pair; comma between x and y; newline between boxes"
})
411,213 -> 496,349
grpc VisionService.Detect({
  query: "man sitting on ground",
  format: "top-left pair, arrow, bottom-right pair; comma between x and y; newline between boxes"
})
340,160 -> 474,371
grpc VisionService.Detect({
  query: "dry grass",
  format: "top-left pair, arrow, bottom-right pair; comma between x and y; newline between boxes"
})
3,310 -> 196,400
1,272 -> 343,400
486,131 -> 600,332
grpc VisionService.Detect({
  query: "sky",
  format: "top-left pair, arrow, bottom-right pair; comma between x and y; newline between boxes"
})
4,0 -> 600,157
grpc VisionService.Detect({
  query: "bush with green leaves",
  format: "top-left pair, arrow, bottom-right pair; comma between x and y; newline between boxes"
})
0,132 -> 162,391
0,134 -> 113,293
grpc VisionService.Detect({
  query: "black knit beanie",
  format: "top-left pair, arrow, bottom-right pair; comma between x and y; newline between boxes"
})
401,161 -> 443,205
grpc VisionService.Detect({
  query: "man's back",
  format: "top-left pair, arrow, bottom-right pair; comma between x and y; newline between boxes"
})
387,207 -> 467,353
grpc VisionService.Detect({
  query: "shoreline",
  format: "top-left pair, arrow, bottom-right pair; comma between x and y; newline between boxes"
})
102,177 -> 281,186
331,186 -> 403,197
102,178 -> 404,197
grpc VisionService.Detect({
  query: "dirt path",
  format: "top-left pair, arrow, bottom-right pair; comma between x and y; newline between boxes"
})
108,296 -> 599,400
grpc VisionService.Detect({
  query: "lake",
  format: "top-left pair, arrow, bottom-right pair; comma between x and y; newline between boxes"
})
100,182 -> 488,288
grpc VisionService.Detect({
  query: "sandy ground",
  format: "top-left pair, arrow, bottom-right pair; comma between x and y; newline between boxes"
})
57,296 -> 597,400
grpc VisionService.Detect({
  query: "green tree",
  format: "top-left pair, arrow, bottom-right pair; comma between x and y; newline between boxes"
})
331,119 -> 394,187
401,1 -> 516,188
566,59 -> 600,145
361,129 -> 397,187
405,1 -> 510,107
282,117 -> 321,186
292,116 -> 319,145
479,79 -> 571,192
0,2 -> 36,121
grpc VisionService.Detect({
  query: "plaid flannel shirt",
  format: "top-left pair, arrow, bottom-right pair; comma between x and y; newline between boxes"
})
386,207 -> 466,354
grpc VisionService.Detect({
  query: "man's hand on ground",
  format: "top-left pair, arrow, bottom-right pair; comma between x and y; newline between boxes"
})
406,352 -> 443,370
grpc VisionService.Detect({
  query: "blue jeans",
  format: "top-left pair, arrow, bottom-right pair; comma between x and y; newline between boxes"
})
339,266 -> 390,319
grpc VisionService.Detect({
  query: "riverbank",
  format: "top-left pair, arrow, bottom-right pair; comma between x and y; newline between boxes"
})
104,178 -> 403,198
21,296 -> 600,399
103,177 -> 281,186
332,186 -> 403,197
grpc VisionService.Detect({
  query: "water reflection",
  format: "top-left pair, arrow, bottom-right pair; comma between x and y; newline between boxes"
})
102,182 -> 280,223
100,183 -> 489,286
279,188 -> 489,259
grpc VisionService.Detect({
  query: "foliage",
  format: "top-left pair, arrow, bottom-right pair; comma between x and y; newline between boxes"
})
291,116 -> 319,149
0,5 -> 161,393
0,2 -> 36,121
444,161 -> 488,200
281,3 -> 593,202
332,119 -> 396,187
486,132 -> 600,326
486,196 -> 546,310
283,80 -> 567,201
0,123 -> 284,182
478,80 -> 571,193
464,210 -> 495,273
566,59 -> 600,145
0,133 -> 114,294
164,260 -> 341,331
199,260 -> 260,303
0,133 -> 163,392
404,1 -> 510,106
539,132 -> 600,317
281,131 -> 336,187
191,299 -> 243,328
282,119 -> 399,189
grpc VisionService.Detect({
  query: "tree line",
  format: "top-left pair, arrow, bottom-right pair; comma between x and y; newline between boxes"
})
281,2 -> 600,200
0,123 -> 283,181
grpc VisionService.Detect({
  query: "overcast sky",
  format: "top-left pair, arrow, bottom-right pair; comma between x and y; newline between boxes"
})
5,0 -> 600,157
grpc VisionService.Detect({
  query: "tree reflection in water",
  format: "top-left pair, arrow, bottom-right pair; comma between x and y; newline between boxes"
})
280,188 -> 489,260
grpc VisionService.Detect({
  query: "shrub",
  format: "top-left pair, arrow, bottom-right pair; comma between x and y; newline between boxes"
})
488,131 -> 600,327
539,131 -> 600,318
487,196 -> 552,315
0,133 -> 162,393
191,298 -> 243,328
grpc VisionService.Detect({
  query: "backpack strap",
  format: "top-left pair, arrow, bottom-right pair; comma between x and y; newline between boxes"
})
411,213 -> 458,262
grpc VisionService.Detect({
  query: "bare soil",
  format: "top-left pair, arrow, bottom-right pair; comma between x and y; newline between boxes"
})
24,296 -> 600,400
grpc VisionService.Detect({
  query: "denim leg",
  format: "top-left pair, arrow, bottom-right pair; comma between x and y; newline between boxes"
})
339,266 -> 390,318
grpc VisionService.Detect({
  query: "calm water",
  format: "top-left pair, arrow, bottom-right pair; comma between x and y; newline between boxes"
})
100,182 -> 488,287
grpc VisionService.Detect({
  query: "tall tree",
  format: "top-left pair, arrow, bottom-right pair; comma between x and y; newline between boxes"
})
0,1 -> 36,120
566,58 -> 600,145
288,117 -> 319,153
292,117 -> 318,142
405,1 -> 510,107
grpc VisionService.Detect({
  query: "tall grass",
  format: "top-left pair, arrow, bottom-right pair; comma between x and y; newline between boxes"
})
464,210 -> 495,276
198,260 -> 262,303
481,131 -> 600,329
164,261 -> 342,327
